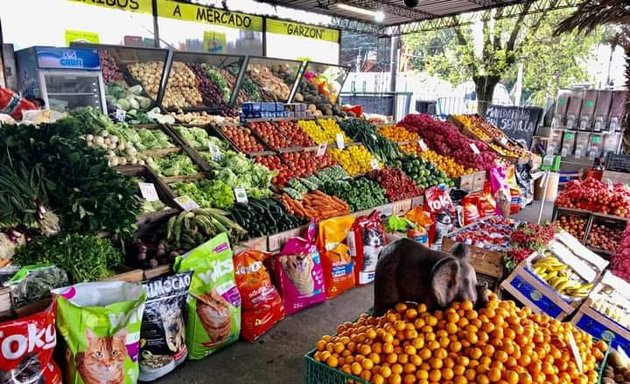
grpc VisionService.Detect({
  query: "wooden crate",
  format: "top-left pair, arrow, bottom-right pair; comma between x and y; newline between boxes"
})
441,236 -> 505,281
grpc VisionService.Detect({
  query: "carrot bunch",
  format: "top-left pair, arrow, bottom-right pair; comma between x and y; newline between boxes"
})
281,190 -> 350,220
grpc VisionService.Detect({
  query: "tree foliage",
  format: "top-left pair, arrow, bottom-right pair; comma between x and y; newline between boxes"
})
403,7 -> 604,112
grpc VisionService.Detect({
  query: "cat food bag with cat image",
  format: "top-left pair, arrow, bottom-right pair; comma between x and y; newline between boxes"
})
317,215 -> 356,298
173,233 -> 241,360
234,250 -> 284,342
53,281 -> 147,384
348,211 -> 386,285
269,222 -> 326,315
139,272 -> 192,382
0,302 -> 62,384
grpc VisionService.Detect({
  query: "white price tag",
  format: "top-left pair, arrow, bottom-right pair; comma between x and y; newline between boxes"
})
208,142 -> 223,161
138,182 -> 160,202
336,133 -> 345,150
174,195 -> 200,211
567,332 -> 583,373
370,159 -> 380,170
470,143 -> 481,155
234,187 -> 248,204
316,142 -> 327,157
418,139 -> 428,152
499,137 -> 508,146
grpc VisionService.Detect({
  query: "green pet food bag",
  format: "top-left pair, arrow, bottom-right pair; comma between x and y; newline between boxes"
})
173,232 -> 241,360
54,281 -> 147,384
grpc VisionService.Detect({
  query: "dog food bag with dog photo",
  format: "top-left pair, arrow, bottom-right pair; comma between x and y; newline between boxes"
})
348,211 -> 386,285
54,281 -> 147,384
318,215 -> 356,298
173,233 -> 241,360
269,222 -> 326,315
424,184 -> 456,249
0,302 -> 62,384
234,250 -> 285,342
139,272 -> 192,382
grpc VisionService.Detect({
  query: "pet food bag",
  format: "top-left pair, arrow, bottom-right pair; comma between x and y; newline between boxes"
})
0,87 -> 38,121
139,272 -> 192,382
5,264 -> 69,308
348,211 -> 386,285
173,233 -> 241,360
268,222 -> 326,315
234,250 -> 285,342
489,167 -> 511,217
0,302 -> 61,384
54,281 -> 147,384
318,215 -> 356,298
424,184 -> 456,249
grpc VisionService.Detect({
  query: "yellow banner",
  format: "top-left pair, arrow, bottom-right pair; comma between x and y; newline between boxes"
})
203,31 -> 227,53
68,0 -> 153,14
266,19 -> 340,43
158,1 -> 263,32
65,30 -> 100,47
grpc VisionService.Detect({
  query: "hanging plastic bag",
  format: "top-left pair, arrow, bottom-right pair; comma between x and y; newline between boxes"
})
268,222 -> 326,315
54,281 -> 147,384
234,250 -> 284,342
173,233 -> 241,360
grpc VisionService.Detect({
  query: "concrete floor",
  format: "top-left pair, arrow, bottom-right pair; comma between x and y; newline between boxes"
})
159,202 -> 550,384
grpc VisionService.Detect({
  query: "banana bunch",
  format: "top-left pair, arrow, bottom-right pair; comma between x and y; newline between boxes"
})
532,255 -> 593,298
165,208 -> 247,251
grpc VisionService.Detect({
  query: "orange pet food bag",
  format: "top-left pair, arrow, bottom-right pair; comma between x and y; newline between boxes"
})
317,215 -> 355,298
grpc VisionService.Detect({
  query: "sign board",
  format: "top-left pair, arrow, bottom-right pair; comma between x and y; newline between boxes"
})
65,30 -> 100,47
485,105 -> 543,147
68,0 -> 153,14
203,31 -> 226,53
266,19 -> 340,43
158,1 -> 264,32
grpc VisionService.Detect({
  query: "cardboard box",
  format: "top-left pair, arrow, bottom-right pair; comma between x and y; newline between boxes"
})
572,299 -> 630,353
233,236 -> 268,254
391,199 -> 413,216
267,226 -> 306,252
411,196 -> 424,208
473,171 -> 486,192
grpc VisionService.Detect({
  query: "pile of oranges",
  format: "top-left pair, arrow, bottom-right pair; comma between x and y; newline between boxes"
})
313,293 -> 606,384
378,125 -> 420,143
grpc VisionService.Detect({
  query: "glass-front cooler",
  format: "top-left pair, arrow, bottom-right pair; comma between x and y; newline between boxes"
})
294,61 -> 350,116
15,46 -> 106,112
234,56 -> 303,106
71,43 -> 170,115
162,50 -> 246,113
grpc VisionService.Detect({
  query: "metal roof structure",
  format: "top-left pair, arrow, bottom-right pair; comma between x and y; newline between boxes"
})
262,0 -> 587,36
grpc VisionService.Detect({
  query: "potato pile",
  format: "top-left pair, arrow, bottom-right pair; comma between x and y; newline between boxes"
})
602,349 -> 630,384
128,61 -> 163,99
162,62 -> 203,109
248,64 -> 291,101
314,294 -> 606,384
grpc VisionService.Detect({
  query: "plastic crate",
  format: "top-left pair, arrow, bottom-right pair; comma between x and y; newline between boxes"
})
305,349 -> 369,384
605,153 -> 630,173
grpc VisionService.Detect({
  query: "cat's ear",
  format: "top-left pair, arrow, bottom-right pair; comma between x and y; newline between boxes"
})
85,328 -> 96,343
114,328 -> 127,342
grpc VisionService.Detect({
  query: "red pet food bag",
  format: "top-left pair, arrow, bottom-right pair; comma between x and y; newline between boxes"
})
0,87 -> 38,121
348,211 -> 386,285
234,250 -> 285,342
424,185 -> 456,249
0,302 -> 62,384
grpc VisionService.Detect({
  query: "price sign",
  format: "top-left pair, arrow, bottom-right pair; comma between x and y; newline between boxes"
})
370,159 -> 380,170
470,143 -> 481,155
336,133 -> 345,150
234,187 -> 248,204
208,142 -> 223,161
499,137 -> 508,146
174,195 -> 200,211
316,142 -> 327,157
567,332 -> 583,373
138,182 -> 160,202
418,139 -> 428,152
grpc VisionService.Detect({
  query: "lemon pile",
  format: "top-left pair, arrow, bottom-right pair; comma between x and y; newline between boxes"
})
329,145 -> 379,176
318,118 -> 351,144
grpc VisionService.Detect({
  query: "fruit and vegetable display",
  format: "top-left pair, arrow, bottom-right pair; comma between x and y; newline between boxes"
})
295,66 -> 346,117
322,178 -> 388,212
451,114 -> 493,142
125,239 -> 177,270
319,118 -> 351,144
612,226 -> 630,283
246,63 -> 296,102
378,125 -> 420,143
599,348 -> 630,384
507,223 -> 557,267
313,295 -> 606,384
172,125 -> 212,149
587,221 -> 624,253
280,190 -> 351,220
248,121 -> 293,150
99,50 -> 124,83
298,119 -> 329,144
220,68 -> 248,105
530,254 -> 594,299
450,216 -> 518,251
171,179 -> 234,209
105,83 -> 152,112
555,177 -> 630,218
281,151 -> 336,178
275,120 -> 315,147
255,155 -> 293,187
171,111 -> 239,125
330,145 -> 380,177
399,114 -> 497,171
148,152 -> 200,177
161,62 -> 203,109
230,198 -> 304,238
452,115 -> 533,160
341,119 -> 401,163
366,168 -> 423,202
221,125 -> 266,153
187,63 -> 236,115
400,144 -> 477,178
555,215 -> 588,241
590,281 -> 630,330
390,155 -> 453,189
161,209 -> 246,251
128,61 -> 166,102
